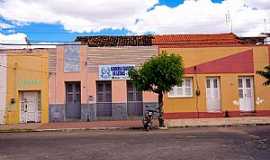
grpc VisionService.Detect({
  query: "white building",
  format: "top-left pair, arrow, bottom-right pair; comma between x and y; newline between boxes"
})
0,52 -> 7,124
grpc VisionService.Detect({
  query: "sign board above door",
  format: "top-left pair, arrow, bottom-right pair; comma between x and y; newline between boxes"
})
99,64 -> 135,80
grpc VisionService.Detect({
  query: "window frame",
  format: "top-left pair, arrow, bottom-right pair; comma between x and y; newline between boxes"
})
127,80 -> 143,102
168,78 -> 193,98
96,81 -> 112,103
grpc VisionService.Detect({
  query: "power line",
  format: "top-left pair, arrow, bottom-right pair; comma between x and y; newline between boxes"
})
0,43 -> 78,45
0,64 -> 48,73
1,40 -> 270,46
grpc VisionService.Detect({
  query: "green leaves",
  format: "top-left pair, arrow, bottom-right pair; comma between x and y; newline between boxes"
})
256,65 -> 270,86
128,51 -> 184,94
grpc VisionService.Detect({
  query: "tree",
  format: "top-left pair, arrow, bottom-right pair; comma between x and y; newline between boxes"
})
129,52 -> 184,127
256,65 -> 270,86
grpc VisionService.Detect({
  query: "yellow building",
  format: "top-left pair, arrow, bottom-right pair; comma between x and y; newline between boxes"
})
5,49 -> 50,124
160,46 -> 270,118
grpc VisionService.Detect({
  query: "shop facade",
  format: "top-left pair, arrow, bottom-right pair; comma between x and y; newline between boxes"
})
4,49 -> 50,124
161,46 -> 270,118
48,45 -> 158,122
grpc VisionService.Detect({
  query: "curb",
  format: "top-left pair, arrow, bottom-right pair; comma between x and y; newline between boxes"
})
165,117 -> 270,128
0,128 -> 35,133
1,122 -> 270,133
36,127 -> 132,132
166,122 -> 270,129
0,126 -> 144,133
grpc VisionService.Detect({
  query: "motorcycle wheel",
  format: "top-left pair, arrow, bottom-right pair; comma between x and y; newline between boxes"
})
146,124 -> 150,131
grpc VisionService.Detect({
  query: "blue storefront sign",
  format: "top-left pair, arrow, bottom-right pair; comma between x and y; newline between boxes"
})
99,64 -> 135,80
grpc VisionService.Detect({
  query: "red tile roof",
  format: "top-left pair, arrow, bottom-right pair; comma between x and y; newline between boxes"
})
75,33 -> 260,48
152,33 -> 242,47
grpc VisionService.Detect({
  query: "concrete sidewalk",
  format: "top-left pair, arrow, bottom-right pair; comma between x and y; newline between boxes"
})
166,116 -> 270,127
0,120 -> 147,132
0,117 -> 270,133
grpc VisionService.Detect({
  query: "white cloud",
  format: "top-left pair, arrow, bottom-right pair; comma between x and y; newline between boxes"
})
0,33 -> 58,49
0,0 -> 158,32
132,0 -> 270,36
0,22 -> 14,29
0,0 -> 269,36
245,0 -> 270,10
0,32 -> 26,44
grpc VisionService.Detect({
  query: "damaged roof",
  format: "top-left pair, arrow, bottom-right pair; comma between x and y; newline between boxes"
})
75,33 -> 262,47
75,35 -> 154,47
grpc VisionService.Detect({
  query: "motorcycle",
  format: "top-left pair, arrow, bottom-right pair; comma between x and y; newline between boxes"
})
142,109 -> 157,131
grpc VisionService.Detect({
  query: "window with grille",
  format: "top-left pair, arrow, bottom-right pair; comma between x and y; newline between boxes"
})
96,81 -> 112,102
127,81 -> 143,102
96,81 -> 112,117
127,81 -> 143,116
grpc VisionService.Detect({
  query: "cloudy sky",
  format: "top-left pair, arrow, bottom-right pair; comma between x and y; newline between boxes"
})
0,0 -> 269,43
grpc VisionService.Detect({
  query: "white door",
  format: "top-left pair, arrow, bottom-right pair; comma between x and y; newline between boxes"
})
20,92 -> 40,123
238,77 -> 254,112
206,77 -> 221,112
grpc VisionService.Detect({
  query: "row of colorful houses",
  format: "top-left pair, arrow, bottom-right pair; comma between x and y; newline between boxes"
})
0,33 -> 269,124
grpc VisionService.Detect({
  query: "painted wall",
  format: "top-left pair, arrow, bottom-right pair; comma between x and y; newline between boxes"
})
6,49 -> 49,124
49,46 -> 159,105
49,45 -> 89,105
87,46 -> 159,104
49,45 -> 158,121
161,46 -> 270,118
0,53 -> 7,124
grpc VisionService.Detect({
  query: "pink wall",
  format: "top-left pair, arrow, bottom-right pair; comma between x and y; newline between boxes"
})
112,80 -> 127,103
86,72 -> 98,103
143,91 -> 158,102
49,45 -> 158,105
49,45 -> 89,104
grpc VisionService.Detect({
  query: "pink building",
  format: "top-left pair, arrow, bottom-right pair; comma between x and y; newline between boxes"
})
49,37 -> 158,121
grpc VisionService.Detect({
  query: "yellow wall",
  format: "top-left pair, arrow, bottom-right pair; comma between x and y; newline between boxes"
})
6,49 -> 49,124
162,46 -> 270,114
253,47 -> 270,110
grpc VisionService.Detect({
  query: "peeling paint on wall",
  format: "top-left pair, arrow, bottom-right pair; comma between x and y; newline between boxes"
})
64,45 -> 80,72
6,50 -> 49,124
256,97 -> 264,105
233,100 -> 240,106
18,80 -> 42,87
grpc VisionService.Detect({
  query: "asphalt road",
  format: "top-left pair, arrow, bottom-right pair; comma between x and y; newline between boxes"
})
0,126 -> 269,160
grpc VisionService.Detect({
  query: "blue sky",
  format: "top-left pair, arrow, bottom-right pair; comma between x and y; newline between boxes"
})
0,0 -> 269,43
0,0 -> 222,42
159,0 -> 223,7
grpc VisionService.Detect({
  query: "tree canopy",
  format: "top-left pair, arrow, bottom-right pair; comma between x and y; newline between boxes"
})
257,65 -> 270,86
129,52 -> 184,127
129,52 -> 184,94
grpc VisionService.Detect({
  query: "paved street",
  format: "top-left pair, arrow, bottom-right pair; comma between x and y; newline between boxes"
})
0,126 -> 270,160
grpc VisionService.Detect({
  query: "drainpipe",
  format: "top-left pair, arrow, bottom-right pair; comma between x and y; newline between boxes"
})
194,66 -> 200,119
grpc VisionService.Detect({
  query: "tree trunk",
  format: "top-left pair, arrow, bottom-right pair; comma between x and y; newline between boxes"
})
158,93 -> 165,127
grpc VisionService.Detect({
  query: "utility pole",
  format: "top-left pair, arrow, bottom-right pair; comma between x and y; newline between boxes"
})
25,37 -> 31,50
264,18 -> 267,33
225,10 -> 233,33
